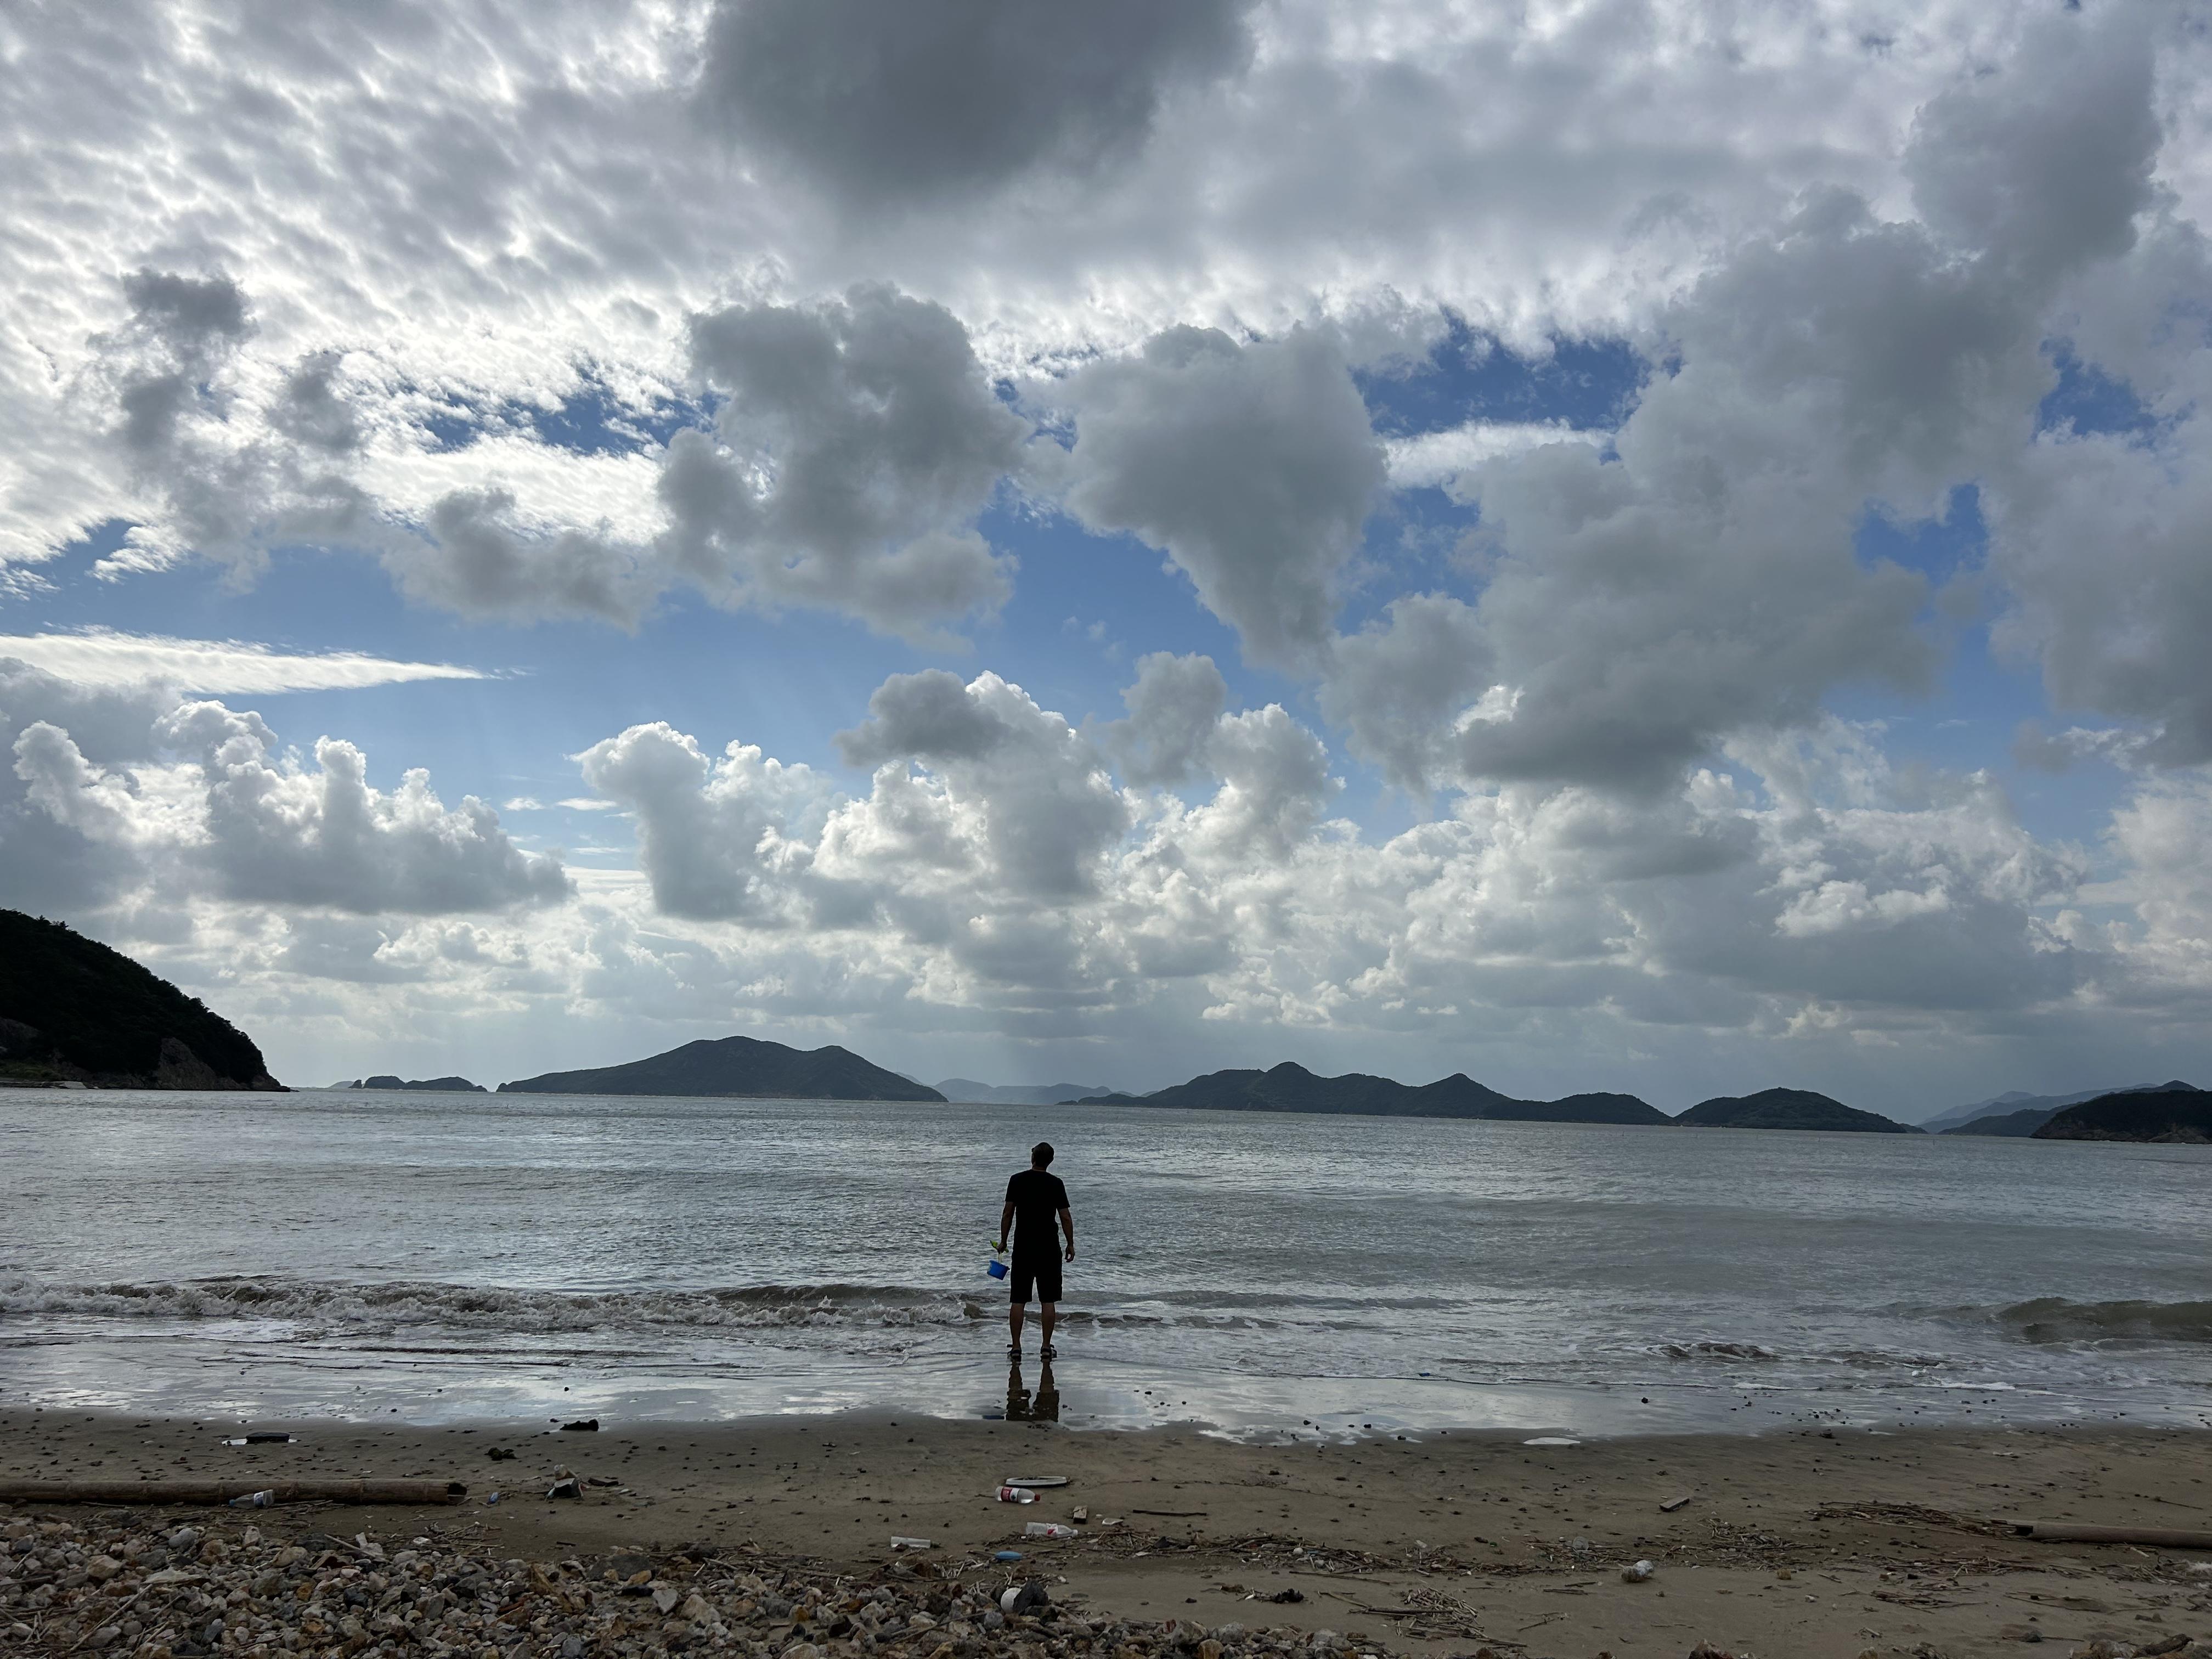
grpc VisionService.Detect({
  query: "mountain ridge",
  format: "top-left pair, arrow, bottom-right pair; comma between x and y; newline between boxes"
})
501,1035 -> 945,1101
1937,1080 -> 2198,1137
1676,1087 -> 1918,1133
2033,1086 -> 2212,1143
1079,1062 -> 1671,1125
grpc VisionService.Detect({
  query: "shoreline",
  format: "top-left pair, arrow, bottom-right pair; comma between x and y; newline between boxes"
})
4,1408 -> 2210,1656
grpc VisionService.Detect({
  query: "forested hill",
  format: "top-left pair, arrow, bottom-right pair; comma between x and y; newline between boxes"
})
500,1035 -> 946,1101
1082,1062 -> 1669,1124
0,910 -> 281,1090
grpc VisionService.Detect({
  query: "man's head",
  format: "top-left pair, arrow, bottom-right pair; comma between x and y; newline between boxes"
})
1031,1141 -> 1054,1169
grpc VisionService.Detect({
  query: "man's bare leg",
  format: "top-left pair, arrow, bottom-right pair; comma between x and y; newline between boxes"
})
1009,1300 -> 1026,1353
1040,1301 -> 1056,1355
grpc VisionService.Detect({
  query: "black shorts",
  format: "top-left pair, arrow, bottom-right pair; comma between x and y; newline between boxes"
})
1010,1251 -> 1062,1305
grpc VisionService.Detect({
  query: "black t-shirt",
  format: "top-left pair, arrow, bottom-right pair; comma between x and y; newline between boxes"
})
1005,1168 -> 1068,1253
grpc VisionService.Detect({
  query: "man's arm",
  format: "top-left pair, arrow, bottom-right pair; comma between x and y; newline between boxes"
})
997,1199 -> 1014,1252
1058,1206 -> 1075,1263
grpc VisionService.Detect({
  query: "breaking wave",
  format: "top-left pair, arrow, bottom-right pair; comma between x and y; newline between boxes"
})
0,1276 -> 968,1335
1996,1297 -> 2212,1347
0,1276 -> 1294,1337
1651,1340 -> 1780,1362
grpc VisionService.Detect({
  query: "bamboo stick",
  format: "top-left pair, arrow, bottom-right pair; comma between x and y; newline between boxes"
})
0,1477 -> 466,1506
2011,1522 -> 2212,1548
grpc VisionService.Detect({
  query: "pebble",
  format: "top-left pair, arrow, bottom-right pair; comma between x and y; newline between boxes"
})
0,1512 -> 1387,1659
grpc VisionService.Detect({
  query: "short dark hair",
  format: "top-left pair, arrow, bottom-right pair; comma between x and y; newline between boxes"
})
1031,1141 -> 1054,1167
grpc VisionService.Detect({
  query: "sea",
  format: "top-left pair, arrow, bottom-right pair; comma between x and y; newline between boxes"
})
2,1089 -> 2208,1440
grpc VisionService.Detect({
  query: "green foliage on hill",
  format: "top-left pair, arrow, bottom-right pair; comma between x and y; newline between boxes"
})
0,910 -> 276,1088
1084,1061 -> 1669,1124
2033,1086 -> 2210,1143
499,1035 -> 946,1101
1676,1087 -> 1917,1132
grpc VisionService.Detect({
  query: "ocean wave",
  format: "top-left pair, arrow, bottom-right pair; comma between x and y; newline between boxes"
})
1650,1340 -> 1780,1361
0,1276 -> 1294,1337
0,1276 -> 971,1334
1996,1297 -> 2212,1347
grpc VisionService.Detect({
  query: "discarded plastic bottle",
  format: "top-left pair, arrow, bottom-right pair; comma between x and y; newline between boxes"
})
1022,1522 -> 1076,1539
889,1537 -> 933,1551
227,1490 -> 276,1509
995,1485 -> 1037,1504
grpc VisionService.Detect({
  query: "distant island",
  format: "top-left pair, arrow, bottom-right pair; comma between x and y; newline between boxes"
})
1675,1087 -> 1918,1133
1079,1062 -> 1670,1125
936,1078 -> 1109,1106
501,1035 -> 945,1101
0,909 -> 283,1091
2033,1086 -> 2211,1144
1937,1081 -> 2199,1137
351,1075 -> 486,1092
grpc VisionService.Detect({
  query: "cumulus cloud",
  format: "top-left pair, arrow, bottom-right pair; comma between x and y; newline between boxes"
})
1404,4 -> 2166,794
1059,326 -> 1386,670
659,285 -> 1028,639
698,0 -> 1256,204
0,661 -> 567,919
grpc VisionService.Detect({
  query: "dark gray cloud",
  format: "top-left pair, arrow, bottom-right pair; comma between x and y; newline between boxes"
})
660,284 -> 1028,639
1060,326 -> 1386,672
697,0 -> 1255,202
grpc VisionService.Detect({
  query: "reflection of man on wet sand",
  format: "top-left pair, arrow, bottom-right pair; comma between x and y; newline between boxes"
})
1006,1355 -> 1059,1423
996,1141 -> 1074,1359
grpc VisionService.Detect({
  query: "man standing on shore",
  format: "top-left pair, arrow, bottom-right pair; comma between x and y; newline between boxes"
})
997,1142 -> 1075,1358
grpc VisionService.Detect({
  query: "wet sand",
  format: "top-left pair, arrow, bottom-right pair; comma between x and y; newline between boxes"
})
4,1407 -> 2211,1656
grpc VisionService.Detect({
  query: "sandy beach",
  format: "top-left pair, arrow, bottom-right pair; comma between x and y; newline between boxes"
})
5,1409 -> 2211,1657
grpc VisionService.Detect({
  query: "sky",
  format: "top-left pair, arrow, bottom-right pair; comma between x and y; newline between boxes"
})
4,0 -> 2212,1115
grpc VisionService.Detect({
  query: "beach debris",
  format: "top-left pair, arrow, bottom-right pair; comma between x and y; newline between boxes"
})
890,1536 -> 934,1550
1269,1589 -> 1306,1604
546,1476 -> 584,1499
1132,1508 -> 1207,1517
1002,1475 -> 1070,1488
486,1446 -> 517,1460
225,1489 -> 276,1509
996,1485 -> 1038,1504
1023,1522 -> 1078,1539
220,1434 -> 295,1446
993,1549 -> 1024,1562
1072,1506 -> 1090,1523
1522,1436 -> 1581,1447
484,1491 -> 500,1504
559,1417 -> 600,1432
586,1474 -> 622,1487
999,1582 -> 1052,1615
1660,1494 -> 1694,1513
1621,1559 -> 1656,1583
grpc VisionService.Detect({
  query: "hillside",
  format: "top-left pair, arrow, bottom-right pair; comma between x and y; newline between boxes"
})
1944,1105 -> 2062,1137
1931,1081 -> 2196,1136
500,1035 -> 945,1101
1080,1062 -> 1669,1125
354,1075 -> 486,1092
1675,1087 -> 1917,1133
0,910 -> 281,1090
2033,1087 -> 2212,1144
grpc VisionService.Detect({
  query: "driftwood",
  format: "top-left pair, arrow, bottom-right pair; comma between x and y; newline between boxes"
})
0,1477 -> 466,1506
2011,1522 -> 2212,1549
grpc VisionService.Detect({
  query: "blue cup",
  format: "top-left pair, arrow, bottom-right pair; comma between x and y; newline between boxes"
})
987,1258 -> 1009,1280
